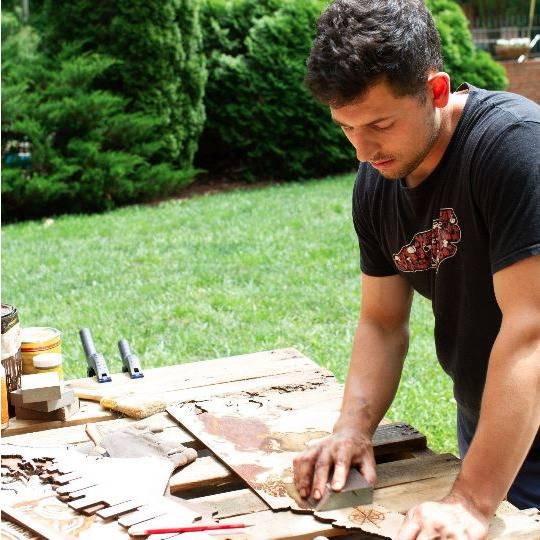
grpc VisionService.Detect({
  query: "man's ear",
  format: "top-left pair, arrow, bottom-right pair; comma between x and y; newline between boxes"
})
427,72 -> 451,108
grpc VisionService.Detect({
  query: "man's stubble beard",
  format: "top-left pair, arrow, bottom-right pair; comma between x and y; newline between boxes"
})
380,111 -> 441,181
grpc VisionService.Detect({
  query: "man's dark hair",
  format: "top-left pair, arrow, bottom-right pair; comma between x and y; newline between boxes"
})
305,0 -> 443,107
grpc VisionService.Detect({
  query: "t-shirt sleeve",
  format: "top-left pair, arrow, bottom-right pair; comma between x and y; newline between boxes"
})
352,173 -> 398,277
472,120 -> 540,274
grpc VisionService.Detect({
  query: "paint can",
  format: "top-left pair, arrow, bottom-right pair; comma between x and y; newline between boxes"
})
1,304 -> 22,396
21,327 -> 62,375
1,364 -> 8,430
33,352 -> 63,379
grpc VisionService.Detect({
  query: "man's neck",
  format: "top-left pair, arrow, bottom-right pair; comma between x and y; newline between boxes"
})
405,91 -> 469,188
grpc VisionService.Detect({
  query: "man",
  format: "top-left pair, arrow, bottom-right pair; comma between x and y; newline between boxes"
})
292,0 -> 540,538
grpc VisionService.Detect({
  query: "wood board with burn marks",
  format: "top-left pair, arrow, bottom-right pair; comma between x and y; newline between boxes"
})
167,396 -> 427,516
168,396 -> 336,511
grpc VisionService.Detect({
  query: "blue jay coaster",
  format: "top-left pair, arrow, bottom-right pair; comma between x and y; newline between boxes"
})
308,468 -> 374,511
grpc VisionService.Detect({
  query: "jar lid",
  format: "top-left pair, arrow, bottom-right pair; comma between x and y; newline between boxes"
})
21,327 -> 61,345
33,352 -> 63,368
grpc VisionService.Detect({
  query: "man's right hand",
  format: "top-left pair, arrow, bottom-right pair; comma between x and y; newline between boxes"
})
292,427 -> 377,501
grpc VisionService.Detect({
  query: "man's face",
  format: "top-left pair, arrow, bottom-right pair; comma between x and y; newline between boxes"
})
330,80 -> 440,180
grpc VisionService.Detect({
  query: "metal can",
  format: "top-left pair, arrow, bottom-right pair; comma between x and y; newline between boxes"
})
21,327 -> 62,375
1,363 -> 9,430
1,304 -> 22,394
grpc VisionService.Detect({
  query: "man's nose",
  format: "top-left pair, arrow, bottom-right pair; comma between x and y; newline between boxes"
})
348,130 -> 378,162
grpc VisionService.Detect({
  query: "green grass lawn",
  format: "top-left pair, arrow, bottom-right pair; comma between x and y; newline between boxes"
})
2,173 -> 457,454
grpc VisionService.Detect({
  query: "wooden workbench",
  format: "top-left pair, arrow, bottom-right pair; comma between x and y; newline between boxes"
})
2,348 -> 540,539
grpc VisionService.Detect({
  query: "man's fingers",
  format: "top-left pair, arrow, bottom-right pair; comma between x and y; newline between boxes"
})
359,450 -> 377,486
311,448 -> 332,500
330,446 -> 353,490
293,448 -> 319,498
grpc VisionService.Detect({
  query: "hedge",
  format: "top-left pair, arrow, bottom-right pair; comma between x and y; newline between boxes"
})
2,2 -> 206,220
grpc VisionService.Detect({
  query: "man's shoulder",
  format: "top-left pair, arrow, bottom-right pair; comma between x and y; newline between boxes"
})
463,83 -> 540,136
457,84 -> 540,173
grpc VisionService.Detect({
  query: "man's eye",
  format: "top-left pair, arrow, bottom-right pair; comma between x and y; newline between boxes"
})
341,125 -> 353,132
373,122 -> 393,131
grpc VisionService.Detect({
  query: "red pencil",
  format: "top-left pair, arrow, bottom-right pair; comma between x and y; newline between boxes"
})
143,523 -> 250,534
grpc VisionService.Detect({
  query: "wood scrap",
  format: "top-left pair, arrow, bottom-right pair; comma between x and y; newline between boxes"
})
68,348 -> 316,402
10,387 -> 76,412
15,399 -> 80,421
20,373 -> 62,403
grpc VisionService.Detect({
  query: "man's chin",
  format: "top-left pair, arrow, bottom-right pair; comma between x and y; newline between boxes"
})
378,170 -> 401,180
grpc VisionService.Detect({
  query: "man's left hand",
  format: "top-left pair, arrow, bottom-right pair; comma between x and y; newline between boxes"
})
397,492 -> 490,540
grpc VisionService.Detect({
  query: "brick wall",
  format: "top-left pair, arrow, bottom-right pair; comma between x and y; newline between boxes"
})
499,59 -> 540,103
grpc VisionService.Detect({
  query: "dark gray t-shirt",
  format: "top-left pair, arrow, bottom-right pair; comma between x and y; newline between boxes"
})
352,83 -> 540,425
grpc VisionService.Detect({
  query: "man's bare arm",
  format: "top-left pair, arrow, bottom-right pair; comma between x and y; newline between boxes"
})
334,272 -> 413,438
451,254 -> 540,516
398,255 -> 540,540
293,272 -> 413,499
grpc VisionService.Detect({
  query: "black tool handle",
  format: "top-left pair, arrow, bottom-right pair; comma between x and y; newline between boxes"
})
80,328 -> 97,358
118,338 -> 132,362
118,338 -> 144,379
79,328 -> 112,383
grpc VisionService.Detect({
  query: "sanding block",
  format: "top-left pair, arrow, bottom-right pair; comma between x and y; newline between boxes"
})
308,468 -> 373,511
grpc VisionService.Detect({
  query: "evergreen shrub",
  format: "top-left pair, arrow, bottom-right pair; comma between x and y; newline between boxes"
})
2,1 -> 207,221
1,12 -> 193,220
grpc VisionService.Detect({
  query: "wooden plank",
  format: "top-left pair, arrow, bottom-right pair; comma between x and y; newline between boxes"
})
219,508 -> 372,539
169,423 -> 426,494
212,479 -> 540,539
171,456 -> 235,492
187,454 -> 461,519
69,348 -> 314,401
3,366 -> 335,436
371,423 -> 426,456
2,400 -> 116,436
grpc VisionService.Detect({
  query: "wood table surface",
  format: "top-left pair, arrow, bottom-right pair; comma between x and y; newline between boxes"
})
2,348 -> 540,539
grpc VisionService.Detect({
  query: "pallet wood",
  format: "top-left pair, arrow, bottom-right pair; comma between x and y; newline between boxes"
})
2,493 -> 134,540
4,348 -> 540,540
3,400 -> 115,436
3,364 -> 335,436
188,454 -> 462,521
168,424 -> 428,495
69,348 -> 313,401
214,501 -> 540,540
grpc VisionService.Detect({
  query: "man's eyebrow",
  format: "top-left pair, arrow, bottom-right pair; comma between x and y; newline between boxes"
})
331,115 -> 393,128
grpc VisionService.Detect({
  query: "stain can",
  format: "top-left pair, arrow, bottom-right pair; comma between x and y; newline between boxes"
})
21,327 -> 62,375
1,304 -> 22,395
1,363 -> 8,430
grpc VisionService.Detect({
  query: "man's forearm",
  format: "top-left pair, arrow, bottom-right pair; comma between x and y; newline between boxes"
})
334,318 -> 409,437
451,323 -> 540,516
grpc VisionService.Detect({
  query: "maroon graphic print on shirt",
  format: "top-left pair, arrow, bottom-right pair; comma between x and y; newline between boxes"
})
393,208 -> 461,272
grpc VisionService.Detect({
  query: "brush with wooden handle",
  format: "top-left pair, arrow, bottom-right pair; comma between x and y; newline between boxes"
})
85,423 -> 109,456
